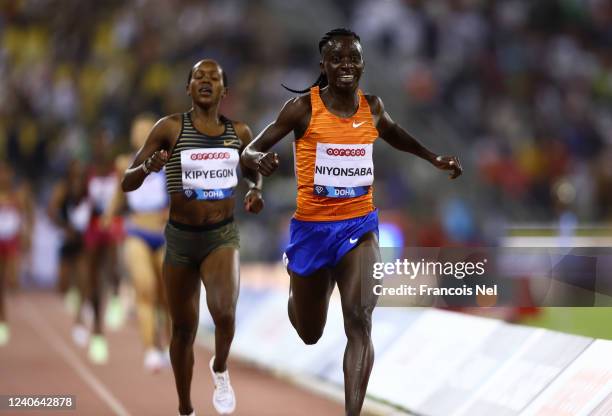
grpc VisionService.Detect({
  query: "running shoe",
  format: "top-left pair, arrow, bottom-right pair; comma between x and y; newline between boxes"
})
71,324 -> 89,348
0,322 -> 9,346
88,335 -> 109,365
179,411 -> 195,416
104,295 -> 125,330
209,356 -> 236,414
143,348 -> 165,373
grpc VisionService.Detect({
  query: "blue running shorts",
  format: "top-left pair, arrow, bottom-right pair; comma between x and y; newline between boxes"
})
126,227 -> 165,251
283,210 -> 379,276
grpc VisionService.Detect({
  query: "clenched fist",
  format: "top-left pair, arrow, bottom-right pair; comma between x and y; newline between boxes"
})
244,188 -> 264,214
256,152 -> 279,176
433,155 -> 462,179
144,150 -> 169,173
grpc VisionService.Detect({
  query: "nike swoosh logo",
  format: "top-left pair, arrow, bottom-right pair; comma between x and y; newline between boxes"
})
224,139 -> 237,146
349,237 -> 359,244
352,121 -> 365,128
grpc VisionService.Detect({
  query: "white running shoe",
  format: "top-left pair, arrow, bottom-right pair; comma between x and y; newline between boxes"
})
209,356 -> 236,414
143,348 -> 164,373
105,295 -> 125,331
178,412 -> 195,416
72,324 -> 89,348
88,335 -> 109,365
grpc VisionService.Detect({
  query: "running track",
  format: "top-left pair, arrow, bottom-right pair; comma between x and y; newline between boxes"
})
0,292 -> 346,416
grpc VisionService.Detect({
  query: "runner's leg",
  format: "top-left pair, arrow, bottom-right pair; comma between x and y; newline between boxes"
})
163,261 -> 200,416
200,246 -> 239,372
334,231 -> 380,416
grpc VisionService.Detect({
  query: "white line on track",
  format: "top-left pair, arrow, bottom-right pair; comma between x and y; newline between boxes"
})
21,299 -> 132,416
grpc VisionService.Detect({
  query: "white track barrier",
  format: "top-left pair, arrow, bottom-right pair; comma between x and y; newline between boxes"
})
197,264 -> 612,416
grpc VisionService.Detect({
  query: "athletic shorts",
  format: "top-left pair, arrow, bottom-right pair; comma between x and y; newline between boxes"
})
164,217 -> 239,269
126,227 -> 165,251
85,216 -> 124,249
283,209 -> 379,276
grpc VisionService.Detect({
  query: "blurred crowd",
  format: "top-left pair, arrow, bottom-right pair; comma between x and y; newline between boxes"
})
1,0 -> 612,262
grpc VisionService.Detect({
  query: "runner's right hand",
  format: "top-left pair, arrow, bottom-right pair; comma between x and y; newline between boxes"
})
256,152 -> 279,176
145,150 -> 168,173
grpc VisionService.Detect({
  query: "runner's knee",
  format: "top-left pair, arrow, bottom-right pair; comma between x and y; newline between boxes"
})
135,284 -> 155,305
171,321 -> 197,344
210,308 -> 235,331
343,306 -> 373,337
289,298 -> 327,344
296,324 -> 324,345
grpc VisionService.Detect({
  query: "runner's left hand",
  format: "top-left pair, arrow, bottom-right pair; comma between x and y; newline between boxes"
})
433,155 -> 462,179
244,188 -> 264,214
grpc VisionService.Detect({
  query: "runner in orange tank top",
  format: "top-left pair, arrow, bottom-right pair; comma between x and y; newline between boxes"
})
242,28 -> 462,416
294,85 -> 378,221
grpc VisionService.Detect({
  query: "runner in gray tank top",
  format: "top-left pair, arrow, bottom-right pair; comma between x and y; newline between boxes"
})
121,59 -> 264,416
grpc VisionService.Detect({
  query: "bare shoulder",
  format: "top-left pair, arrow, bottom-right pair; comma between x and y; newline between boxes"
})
285,94 -> 311,115
151,113 -> 183,148
279,94 -> 312,134
155,113 -> 182,132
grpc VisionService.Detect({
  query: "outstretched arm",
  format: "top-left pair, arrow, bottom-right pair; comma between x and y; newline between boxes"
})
241,96 -> 310,176
367,95 -> 462,179
121,115 -> 179,191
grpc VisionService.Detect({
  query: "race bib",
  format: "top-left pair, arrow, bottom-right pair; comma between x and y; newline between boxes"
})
313,143 -> 373,198
180,148 -> 239,200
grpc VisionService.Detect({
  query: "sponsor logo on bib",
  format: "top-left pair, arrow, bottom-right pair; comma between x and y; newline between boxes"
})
325,148 -> 366,157
314,185 -> 327,196
190,152 -> 230,160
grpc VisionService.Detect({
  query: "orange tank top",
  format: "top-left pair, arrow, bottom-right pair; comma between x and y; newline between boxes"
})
294,86 -> 378,221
